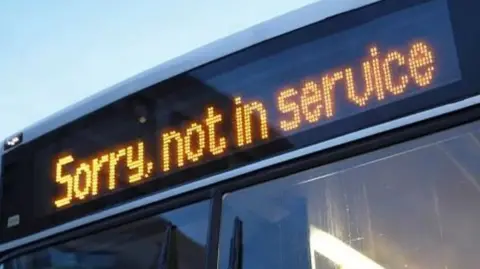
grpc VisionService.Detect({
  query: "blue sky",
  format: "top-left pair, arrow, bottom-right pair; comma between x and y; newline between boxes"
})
0,0 -> 318,139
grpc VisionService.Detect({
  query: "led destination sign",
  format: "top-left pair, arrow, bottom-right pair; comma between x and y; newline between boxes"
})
55,40 -> 441,208
52,0 -> 461,210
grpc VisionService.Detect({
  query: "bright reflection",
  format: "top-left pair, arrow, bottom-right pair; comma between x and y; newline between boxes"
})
309,225 -> 385,269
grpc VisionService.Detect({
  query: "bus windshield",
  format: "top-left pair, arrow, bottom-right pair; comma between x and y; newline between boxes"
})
218,120 -> 480,269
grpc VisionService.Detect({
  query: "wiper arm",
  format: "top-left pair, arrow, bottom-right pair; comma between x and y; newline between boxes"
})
154,223 -> 178,269
228,217 -> 243,269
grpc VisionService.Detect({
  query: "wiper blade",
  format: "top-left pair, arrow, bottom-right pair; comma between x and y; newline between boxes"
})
228,217 -> 243,269
154,223 -> 178,269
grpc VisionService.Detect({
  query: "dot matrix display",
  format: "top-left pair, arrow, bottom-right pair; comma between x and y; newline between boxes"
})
53,39 -> 454,208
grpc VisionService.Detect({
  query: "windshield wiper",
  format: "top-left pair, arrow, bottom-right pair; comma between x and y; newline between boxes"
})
154,223 -> 178,269
228,217 -> 243,269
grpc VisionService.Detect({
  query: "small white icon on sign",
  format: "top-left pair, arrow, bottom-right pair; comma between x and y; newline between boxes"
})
6,136 -> 20,146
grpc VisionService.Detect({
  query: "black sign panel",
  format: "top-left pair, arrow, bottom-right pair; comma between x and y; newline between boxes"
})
1,0 -> 475,243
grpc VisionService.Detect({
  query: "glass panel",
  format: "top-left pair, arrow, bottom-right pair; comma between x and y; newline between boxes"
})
218,120 -> 480,269
5,200 -> 210,269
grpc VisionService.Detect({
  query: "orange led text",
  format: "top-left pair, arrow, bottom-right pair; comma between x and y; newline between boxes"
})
53,40 -> 439,209
54,141 -> 153,208
162,106 -> 227,172
277,41 -> 435,131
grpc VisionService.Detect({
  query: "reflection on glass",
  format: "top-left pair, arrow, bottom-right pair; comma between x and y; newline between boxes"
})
5,201 -> 210,269
309,225 -> 384,269
218,121 -> 480,269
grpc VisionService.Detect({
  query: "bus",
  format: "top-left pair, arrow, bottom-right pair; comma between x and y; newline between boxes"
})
1,0 -> 480,267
